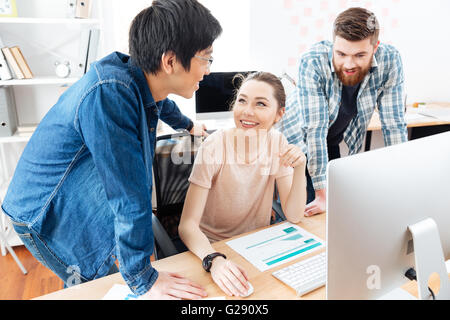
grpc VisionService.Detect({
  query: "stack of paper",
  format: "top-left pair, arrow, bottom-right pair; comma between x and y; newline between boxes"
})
418,108 -> 450,122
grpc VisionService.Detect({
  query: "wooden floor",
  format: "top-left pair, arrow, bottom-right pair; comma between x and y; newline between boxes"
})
0,245 -> 63,300
1,245 -> 155,300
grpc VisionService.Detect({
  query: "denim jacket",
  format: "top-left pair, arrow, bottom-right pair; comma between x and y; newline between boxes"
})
2,52 -> 191,295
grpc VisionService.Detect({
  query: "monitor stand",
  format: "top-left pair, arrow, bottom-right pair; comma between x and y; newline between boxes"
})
378,288 -> 416,300
408,218 -> 450,300
379,217 -> 450,300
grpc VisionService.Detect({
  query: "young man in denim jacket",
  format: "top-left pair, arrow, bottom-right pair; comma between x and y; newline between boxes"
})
1,0 -> 221,299
281,8 -> 407,217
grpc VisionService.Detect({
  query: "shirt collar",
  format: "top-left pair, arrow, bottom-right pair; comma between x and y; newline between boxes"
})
127,56 -> 156,108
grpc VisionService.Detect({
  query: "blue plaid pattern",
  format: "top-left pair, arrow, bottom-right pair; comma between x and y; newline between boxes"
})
279,41 -> 408,190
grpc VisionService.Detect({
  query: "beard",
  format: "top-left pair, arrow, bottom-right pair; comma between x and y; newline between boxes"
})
333,56 -> 372,87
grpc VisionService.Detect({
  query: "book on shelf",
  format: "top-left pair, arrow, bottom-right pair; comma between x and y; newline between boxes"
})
75,0 -> 91,19
0,49 -> 12,80
10,46 -> 33,79
67,0 -> 77,18
1,47 -> 24,79
0,36 -> 12,80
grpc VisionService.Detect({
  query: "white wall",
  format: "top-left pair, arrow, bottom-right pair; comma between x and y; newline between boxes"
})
249,0 -> 450,104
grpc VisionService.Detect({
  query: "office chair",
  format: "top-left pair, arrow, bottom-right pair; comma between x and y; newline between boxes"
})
152,132 -> 203,260
271,184 -> 287,224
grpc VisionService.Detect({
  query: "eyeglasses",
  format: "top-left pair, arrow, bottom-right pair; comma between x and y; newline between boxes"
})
194,55 -> 214,68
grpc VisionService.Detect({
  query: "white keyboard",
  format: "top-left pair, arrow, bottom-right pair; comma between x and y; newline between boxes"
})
272,252 -> 326,296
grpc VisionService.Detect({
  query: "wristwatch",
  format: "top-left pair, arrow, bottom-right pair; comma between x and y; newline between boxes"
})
186,119 -> 194,133
202,252 -> 227,272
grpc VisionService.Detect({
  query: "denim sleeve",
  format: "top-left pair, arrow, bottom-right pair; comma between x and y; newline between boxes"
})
76,81 -> 158,296
159,98 -> 191,130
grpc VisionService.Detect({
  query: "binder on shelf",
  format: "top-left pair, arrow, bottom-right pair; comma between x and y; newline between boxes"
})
67,0 -> 77,18
85,29 -> 100,73
0,86 -> 18,137
0,50 -> 12,81
75,0 -> 91,19
74,28 -> 90,77
1,47 -> 23,79
10,46 -> 33,79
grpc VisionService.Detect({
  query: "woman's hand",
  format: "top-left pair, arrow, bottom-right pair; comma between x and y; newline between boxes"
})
210,257 -> 250,297
280,144 -> 306,168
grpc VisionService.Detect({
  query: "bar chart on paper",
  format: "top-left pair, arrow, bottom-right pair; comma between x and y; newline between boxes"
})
226,222 -> 325,272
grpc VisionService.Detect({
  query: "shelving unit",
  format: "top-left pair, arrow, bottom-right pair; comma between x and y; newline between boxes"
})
0,17 -> 100,24
0,0 -> 104,250
0,76 -> 80,86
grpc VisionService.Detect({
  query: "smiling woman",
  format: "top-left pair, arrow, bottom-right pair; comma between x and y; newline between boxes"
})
178,71 -> 308,298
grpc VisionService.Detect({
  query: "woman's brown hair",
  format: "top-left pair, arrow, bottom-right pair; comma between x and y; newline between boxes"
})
229,71 -> 286,111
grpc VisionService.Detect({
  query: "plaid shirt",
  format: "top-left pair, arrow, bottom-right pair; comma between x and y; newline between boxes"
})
280,41 -> 408,190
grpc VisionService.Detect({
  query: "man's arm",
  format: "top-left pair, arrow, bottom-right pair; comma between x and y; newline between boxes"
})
159,99 -> 208,136
77,82 -> 205,298
297,58 -> 330,216
77,82 -> 157,296
377,51 -> 408,146
159,98 -> 191,131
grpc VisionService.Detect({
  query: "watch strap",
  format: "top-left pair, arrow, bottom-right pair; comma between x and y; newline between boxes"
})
202,252 -> 227,272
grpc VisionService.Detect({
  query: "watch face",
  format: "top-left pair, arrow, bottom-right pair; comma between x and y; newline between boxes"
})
203,253 -> 226,272
202,256 -> 212,271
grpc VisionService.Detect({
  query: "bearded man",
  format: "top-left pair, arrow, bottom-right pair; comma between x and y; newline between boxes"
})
280,7 -> 408,216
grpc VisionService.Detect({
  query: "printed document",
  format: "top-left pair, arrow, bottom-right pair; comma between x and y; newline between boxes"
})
226,222 -> 325,272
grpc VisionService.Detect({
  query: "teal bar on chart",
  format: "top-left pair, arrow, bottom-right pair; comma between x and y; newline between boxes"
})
266,242 -> 322,266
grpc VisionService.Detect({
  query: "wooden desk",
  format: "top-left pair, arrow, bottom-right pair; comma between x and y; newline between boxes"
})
35,214 -> 326,300
368,103 -> 450,131
35,212 -> 442,300
365,102 -> 450,151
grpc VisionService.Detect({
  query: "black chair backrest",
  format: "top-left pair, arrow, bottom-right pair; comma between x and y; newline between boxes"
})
153,132 -> 203,238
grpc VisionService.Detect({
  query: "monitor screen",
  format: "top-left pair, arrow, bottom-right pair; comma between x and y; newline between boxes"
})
195,71 -> 256,120
326,132 -> 450,300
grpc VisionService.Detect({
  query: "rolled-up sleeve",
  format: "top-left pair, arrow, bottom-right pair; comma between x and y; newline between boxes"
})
298,59 -> 330,191
377,52 -> 408,146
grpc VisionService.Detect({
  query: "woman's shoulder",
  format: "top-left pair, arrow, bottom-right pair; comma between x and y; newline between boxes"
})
202,129 -> 227,146
196,129 -> 228,161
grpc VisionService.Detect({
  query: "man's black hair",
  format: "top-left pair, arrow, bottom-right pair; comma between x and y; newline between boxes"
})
129,0 -> 222,74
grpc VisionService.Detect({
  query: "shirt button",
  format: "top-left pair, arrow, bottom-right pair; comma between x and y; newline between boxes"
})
150,128 -> 155,132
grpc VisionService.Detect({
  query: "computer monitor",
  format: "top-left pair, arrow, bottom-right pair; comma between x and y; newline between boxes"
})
195,71 -> 256,121
326,132 -> 450,300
